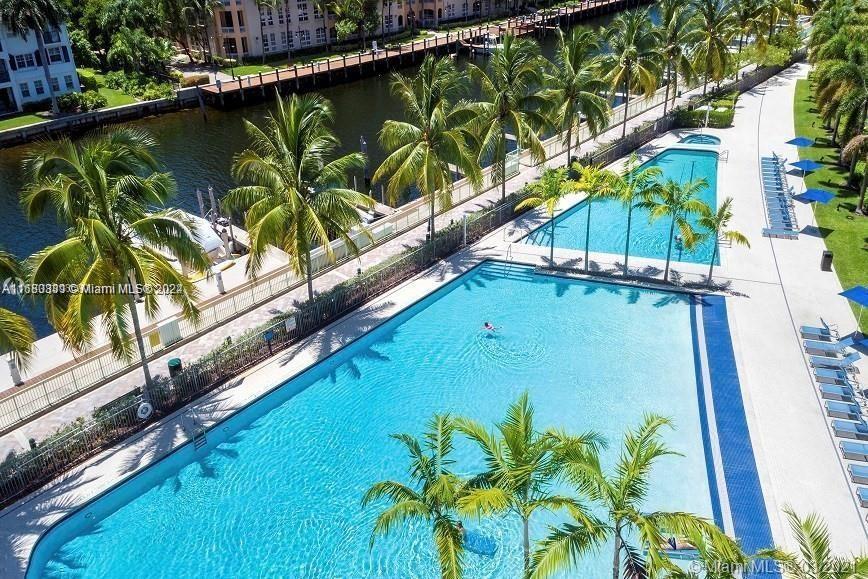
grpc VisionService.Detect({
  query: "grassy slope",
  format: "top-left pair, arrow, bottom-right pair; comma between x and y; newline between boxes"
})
793,79 -> 868,331
0,114 -> 46,131
78,68 -> 137,107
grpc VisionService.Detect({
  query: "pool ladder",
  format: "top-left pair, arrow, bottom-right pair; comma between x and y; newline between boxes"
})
182,409 -> 208,450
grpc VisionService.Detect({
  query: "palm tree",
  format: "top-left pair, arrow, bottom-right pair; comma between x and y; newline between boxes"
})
515,168 -> 577,264
22,128 -> 209,399
842,134 -> 868,214
691,0 -> 735,96
573,163 -> 617,273
469,34 -> 549,200
610,154 -> 662,276
363,414 -> 466,579
813,40 -> 868,147
0,249 -> 36,371
313,0 -> 332,51
638,177 -> 711,282
698,197 -> 750,287
530,415 -> 743,579
455,392 -> 604,576
225,93 -> 373,301
0,0 -> 67,114
544,27 -> 610,164
373,55 -> 481,241
668,528 -> 750,579
759,506 -> 868,579
603,9 -> 663,138
255,0 -> 277,64
730,0 -> 763,81
659,0 -> 700,114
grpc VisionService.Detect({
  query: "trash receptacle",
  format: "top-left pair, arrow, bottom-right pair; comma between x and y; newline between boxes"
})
821,250 -> 833,271
168,357 -> 183,377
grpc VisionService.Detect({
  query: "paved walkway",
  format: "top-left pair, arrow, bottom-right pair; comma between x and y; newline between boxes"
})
2,62 -> 866,577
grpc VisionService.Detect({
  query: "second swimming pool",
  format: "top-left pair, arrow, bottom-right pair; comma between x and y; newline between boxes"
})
524,148 -> 719,265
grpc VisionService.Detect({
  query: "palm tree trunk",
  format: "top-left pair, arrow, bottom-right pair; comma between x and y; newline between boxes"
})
706,238 -> 718,287
623,203 -> 633,276
36,31 -> 58,114
429,194 -> 436,240
286,7 -> 293,63
858,165 -> 867,214
832,114 -> 841,145
734,32 -> 744,81
126,280 -> 155,403
671,66 -> 679,110
501,128 -> 508,201
305,249 -> 314,300
621,76 -> 630,138
259,5 -> 266,64
325,6 -> 331,50
565,123 -> 573,166
611,531 -> 621,579
549,217 -> 555,263
584,199 -> 592,272
663,60 -> 671,115
522,515 -> 531,575
664,217 -> 675,281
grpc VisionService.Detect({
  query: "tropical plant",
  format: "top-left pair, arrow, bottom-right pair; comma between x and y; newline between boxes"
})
468,34 -> 549,200
691,0 -> 736,95
729,0 -> 763,80
332,0 -> 379,49
813,40 -> 868,146
698,197 -> 750,286
530,415 -> 743,579
515,168 -> 577,264
573,163 -> 617,273
668,529 -> 750,578
842,134 -> 868,214
255,0 -> 277,64
0,0 -> 67,113
759,506 -> 868,579
374,55 -> 481,240
544,27 -> 610,164
22,128 -> 209,398
602,9 -> 663,138
363,414 -> 466,579
106,26 -> 174,74
0,249 -> 36,371
758,0 -> 805,45
455,392 -> 604,575
610,153 -> 663,276
224,93 -> 374,301
659,0 -> 699,114
638,177 -> 711,282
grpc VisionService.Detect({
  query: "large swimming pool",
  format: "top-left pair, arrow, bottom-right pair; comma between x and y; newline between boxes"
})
28,262 -> 717,578
524,148 -> 719,265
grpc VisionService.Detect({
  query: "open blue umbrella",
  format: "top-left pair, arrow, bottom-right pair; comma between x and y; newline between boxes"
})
840,285 -> 868,326
787,136 -> 814,147
790,159 -> 824,173
797,188 -> 835,204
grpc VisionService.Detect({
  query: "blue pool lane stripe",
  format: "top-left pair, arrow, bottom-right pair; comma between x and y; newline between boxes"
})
697,295 -> 779,577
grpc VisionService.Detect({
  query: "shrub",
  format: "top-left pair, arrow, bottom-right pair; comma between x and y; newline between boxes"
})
102,71 -> 174,100
21,99 -> 51,113
57,91 -> 109,113
675,108 -> 734,129
77,69 -> 99,91
139,84 -> 175,101
181,73 -> 211,88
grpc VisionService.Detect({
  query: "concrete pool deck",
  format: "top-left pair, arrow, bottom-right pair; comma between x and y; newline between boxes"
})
2,61 -> 866,576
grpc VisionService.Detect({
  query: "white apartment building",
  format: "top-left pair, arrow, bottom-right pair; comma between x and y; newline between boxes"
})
0,22 -> 80,115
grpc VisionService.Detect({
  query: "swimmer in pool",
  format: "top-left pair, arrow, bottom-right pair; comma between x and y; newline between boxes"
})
484,322 -> 496,331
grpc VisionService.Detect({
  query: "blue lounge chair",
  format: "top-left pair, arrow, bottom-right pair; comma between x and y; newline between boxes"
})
802,325 -> 837,341
849,464 -> 868,484
826,400 -> 862,420
815,367 -> 852,384
810,351 -> 861,370
762,228 -> 799,239
859,487 -> 868,508
832,419 -> 868,441
820,384 -> 856,401
804,336 -> 857,355
841,441 -> 868,461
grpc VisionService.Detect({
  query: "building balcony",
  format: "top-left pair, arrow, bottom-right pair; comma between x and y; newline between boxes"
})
221,26 -> 236,34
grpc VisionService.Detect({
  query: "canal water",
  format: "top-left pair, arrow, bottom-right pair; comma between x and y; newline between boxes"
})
0,12 -> 634,337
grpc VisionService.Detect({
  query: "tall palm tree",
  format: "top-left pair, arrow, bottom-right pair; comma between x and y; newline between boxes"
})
691,0 -> 736,96
0,0 -> 67,114
544,27 -> 610,164
373,55 -> 481,241
455,392 -> 604,576
668,528 -> 750,579
255,0 -> 277,64
610,154 -> 662,276
730,0 -> 763,80
698,197 -> 750,287
469,34 -> 549,200
659,0 -> 700,114
573,163 -> 617,273
759,506 -> 868,579
530,415 -> 742,579
0,249 -> 36,371
814,40 -> 868,147
638,177 -> 711,282
603,9 -> 663,138
842,134 -> 868,214
363,414 -> 466,579
225,93 -> 373,301
515,168 -> 577,264
313,0 -> 332,51
22,128 -> 209,399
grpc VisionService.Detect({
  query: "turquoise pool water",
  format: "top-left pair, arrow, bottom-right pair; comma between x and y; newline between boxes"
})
524,148 -> 719,265
680,135 -> 721,145
28,262 -> 714,578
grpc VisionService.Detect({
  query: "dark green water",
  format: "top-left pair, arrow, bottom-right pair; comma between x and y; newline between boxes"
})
0,13 -> 633,337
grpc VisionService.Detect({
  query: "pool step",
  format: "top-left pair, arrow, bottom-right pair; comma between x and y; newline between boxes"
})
193,428 -> 207,450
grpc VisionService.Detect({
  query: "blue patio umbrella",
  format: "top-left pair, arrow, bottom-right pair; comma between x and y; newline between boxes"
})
790,159 -> 824,173
798,188 -> 835,204
787,136 -> 814,147
840,285 -> 868,327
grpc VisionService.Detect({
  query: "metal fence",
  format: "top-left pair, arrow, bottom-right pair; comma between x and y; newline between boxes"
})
0,189 -> 532,508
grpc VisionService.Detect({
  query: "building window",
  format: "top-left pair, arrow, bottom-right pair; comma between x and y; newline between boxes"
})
446,4 -> 454,18
313,4 -> 322,18
42,29 -> 61,44
315,27 -> 325,43
19,82 -> 30,98
385,14 -> 393,29
263,33 -> 270,52
64,74 -> 74,90
50,77 -> 59,92
262,7 -> 274,25
47,47 -> 63,63
33,79 -> 44,95
297,1 -> 308,21
241,37 -> 249,54
14,54 -> 36,69
220,11 -> 234,28
298,29 -> 310,46
277,5 -> 285,24
237,10 -> 245,27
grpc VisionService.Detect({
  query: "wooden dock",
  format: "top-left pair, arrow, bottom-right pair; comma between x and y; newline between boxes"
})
198,0 -> 652,108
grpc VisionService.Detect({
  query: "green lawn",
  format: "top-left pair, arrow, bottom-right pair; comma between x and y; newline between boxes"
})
0,113 -> 47,131
793,79 -> 868,331
78,68 -> 137,107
